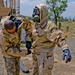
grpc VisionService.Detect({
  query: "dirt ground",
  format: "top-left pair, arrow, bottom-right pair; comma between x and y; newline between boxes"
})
0,38 -> 75,75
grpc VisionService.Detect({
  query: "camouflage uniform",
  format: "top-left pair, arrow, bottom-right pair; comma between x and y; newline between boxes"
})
31,4 -> 69,75
22,18 -> 32,51
0,16 -> 32,75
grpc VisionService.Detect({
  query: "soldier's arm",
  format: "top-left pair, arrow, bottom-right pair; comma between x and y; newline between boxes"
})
22,18 -> 32,31
2,35 -> 12,52
56,30 -> 68,50
0,30 -> 11,51
2,36 -> 26,57
22,18 -> 32,42
56,30 -> 71,63
45,22 -> 68,50
46,21 -> 71,63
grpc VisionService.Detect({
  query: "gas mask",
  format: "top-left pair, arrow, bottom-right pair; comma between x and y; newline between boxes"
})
9,16 -> 23,31
32,7 -> 40,23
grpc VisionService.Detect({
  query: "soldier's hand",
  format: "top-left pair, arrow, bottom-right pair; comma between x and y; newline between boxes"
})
63,49 -> 71,63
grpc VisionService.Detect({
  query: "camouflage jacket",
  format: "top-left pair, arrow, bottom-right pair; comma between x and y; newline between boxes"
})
0,16 -> 32,58
32,21 -> 68,53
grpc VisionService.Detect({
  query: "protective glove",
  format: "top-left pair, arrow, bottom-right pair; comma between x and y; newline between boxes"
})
27,49 -> 31,55
63,49 -> 71,63
26,41 -> 32,55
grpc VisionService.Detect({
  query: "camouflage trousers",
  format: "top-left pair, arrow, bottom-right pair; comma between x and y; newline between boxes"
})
32,52 -> 54,75
3,56 -> 20,75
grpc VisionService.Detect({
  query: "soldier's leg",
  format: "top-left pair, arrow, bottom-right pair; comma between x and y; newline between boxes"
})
4,57 -> 20,75
20,60 -> 29,73
44,53 -> 54,75
32,53 -> 38,75
44,67 -> 52,75
15,57 -> 20,75
38,53 -> 45,75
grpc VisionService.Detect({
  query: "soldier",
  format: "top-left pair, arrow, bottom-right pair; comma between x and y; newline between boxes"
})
0,20 -> 22,75
11,16 -> 32,73
0,16 -> 32,75
31,4 -> 72,75
9,16 -> 32,55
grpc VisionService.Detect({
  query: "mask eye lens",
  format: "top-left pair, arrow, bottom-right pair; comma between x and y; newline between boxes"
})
33,8 -> 37,13
33,7 -> 40,15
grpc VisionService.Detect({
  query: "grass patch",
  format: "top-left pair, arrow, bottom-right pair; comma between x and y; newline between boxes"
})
58,21 -> 75,39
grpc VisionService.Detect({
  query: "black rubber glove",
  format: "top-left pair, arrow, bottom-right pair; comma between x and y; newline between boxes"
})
26,41 -> 32,54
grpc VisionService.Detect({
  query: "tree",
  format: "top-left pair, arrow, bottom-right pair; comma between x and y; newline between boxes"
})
46,0 -> 68,25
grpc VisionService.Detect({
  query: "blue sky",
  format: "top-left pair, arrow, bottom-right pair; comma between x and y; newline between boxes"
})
20,0 -> 75,18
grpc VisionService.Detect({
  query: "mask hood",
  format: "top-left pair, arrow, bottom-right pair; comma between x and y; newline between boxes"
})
35,4 -> 48,28
35,4 -> 48,23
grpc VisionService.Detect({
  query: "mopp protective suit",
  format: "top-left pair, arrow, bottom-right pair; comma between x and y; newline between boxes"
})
31,4 -> 71,75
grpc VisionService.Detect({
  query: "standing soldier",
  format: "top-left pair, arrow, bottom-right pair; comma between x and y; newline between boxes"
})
31,4 -> 71,75
0,16 -> 32,75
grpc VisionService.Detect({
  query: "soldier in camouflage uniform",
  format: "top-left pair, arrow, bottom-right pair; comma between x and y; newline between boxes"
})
31,4 -> 71,75
0,16 -> 32,75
